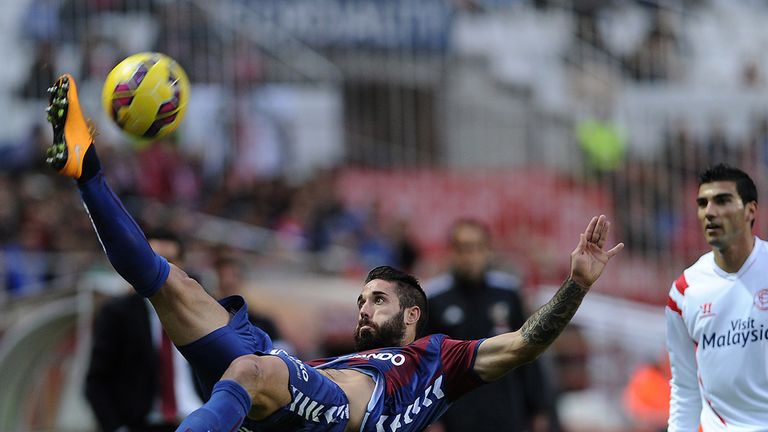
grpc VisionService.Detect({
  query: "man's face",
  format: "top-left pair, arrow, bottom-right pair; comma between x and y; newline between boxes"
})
354,279 -> 407,351
697,181 -> 755,250
450,224 -> 491,280
149,238 -> 182,264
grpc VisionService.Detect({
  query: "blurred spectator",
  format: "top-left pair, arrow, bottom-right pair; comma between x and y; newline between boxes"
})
749,117 -> 768,173
576,114 -> 626,178
80,35 -> 124,82
660,119 -> 702,183
549,325 -> 590,394
741,59 -> 763,89
704,121 -> 741,168
424,219 -> 558,432
0,124 -> 50,173
388,219 -> 420,273
136,138 -> 201,204
613,160 -> 676,253
623,353 -> 670,432
624,7 -> 682,82
305,170 -> 364,273
571,0 -> 609,55
1,174 -> 58,298
19,41 -> 57,100
85,228 -> 203,432
213,253 -> 289,351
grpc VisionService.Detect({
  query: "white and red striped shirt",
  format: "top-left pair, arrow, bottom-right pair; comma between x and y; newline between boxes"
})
667,237 -> 768,431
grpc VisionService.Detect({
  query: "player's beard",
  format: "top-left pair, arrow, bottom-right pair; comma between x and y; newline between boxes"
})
354,309 -> 406,351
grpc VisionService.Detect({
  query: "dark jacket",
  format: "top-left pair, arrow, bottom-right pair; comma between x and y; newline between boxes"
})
426,270 -> 554,432
84,293 -> 190,432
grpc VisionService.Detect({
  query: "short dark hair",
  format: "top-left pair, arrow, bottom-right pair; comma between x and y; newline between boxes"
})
699,164 -> 758,205
145,227 -> 185,260
365,266 -> 429,338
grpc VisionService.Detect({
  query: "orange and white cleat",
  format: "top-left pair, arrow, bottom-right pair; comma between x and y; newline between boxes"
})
45,74 -> 95,179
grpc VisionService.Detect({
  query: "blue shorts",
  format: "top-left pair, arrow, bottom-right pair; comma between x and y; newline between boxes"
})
178,296 -> 350,431
247,350 -> 350,431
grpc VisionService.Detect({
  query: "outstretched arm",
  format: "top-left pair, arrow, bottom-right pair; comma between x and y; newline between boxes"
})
473,215 -> 623,382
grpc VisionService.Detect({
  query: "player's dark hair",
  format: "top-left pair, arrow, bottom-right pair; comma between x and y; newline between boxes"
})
365,265 -> 429,338
699,164 -> 758,227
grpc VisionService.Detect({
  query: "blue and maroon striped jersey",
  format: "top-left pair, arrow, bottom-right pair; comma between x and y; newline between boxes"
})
306,334 -> 486,431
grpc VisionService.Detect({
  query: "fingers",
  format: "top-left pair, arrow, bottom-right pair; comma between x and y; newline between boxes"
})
593,216 -> 605,245
606,242 -> 624,259
585,215 -> 608,245
597,219 -> 609,248
584,216 -> 598,242
584,215 -> 622,256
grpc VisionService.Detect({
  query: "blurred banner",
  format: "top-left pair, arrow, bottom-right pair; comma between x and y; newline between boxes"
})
226,0 -> 454,51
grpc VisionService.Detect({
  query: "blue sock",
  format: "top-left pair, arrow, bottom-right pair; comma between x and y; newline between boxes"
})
176,380 -> 251,432
77,171 -> 170,297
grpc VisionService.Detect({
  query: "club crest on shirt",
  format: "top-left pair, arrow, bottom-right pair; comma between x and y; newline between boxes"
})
755,289 -> 768,311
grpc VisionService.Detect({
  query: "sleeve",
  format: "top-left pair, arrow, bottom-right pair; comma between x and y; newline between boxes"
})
666,284 -> 701,432
84,300 -> 126,432
440,337 -> 486,401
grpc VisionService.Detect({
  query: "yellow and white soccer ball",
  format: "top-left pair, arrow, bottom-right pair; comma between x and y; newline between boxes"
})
101,52 -> 190,140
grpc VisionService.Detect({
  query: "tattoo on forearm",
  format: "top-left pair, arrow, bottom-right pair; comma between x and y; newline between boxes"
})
520,279 -> 588,346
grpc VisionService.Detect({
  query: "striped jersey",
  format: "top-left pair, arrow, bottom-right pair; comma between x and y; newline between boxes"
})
306,334 -> 485,431
666,237 -> 768,431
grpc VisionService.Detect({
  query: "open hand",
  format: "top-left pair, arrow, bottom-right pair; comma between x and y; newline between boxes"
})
570,215 -> 624,288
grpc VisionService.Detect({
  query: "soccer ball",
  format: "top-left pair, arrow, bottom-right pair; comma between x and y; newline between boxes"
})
101,52 -> 190,140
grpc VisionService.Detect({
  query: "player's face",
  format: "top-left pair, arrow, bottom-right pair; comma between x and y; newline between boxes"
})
697,181 -> 755,250
354,280 -> 407,351
451,225 -> 491,280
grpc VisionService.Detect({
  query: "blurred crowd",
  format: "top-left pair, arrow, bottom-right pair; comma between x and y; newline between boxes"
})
7,0 -> 768,301
0,136 -> 423,302
583,114 -> 768,259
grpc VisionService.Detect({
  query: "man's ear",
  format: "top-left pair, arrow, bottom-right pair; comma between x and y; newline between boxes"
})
405,306 -> 421,326
746,201 -> 758,224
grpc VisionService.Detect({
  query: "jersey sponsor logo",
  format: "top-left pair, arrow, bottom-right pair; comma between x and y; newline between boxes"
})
375,375 -> 445,431
348,351 -> 407,366
701,318 -> 768,350
754,289 -> 768,310
699,302 -> 715,317
289,385 -> 350,424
